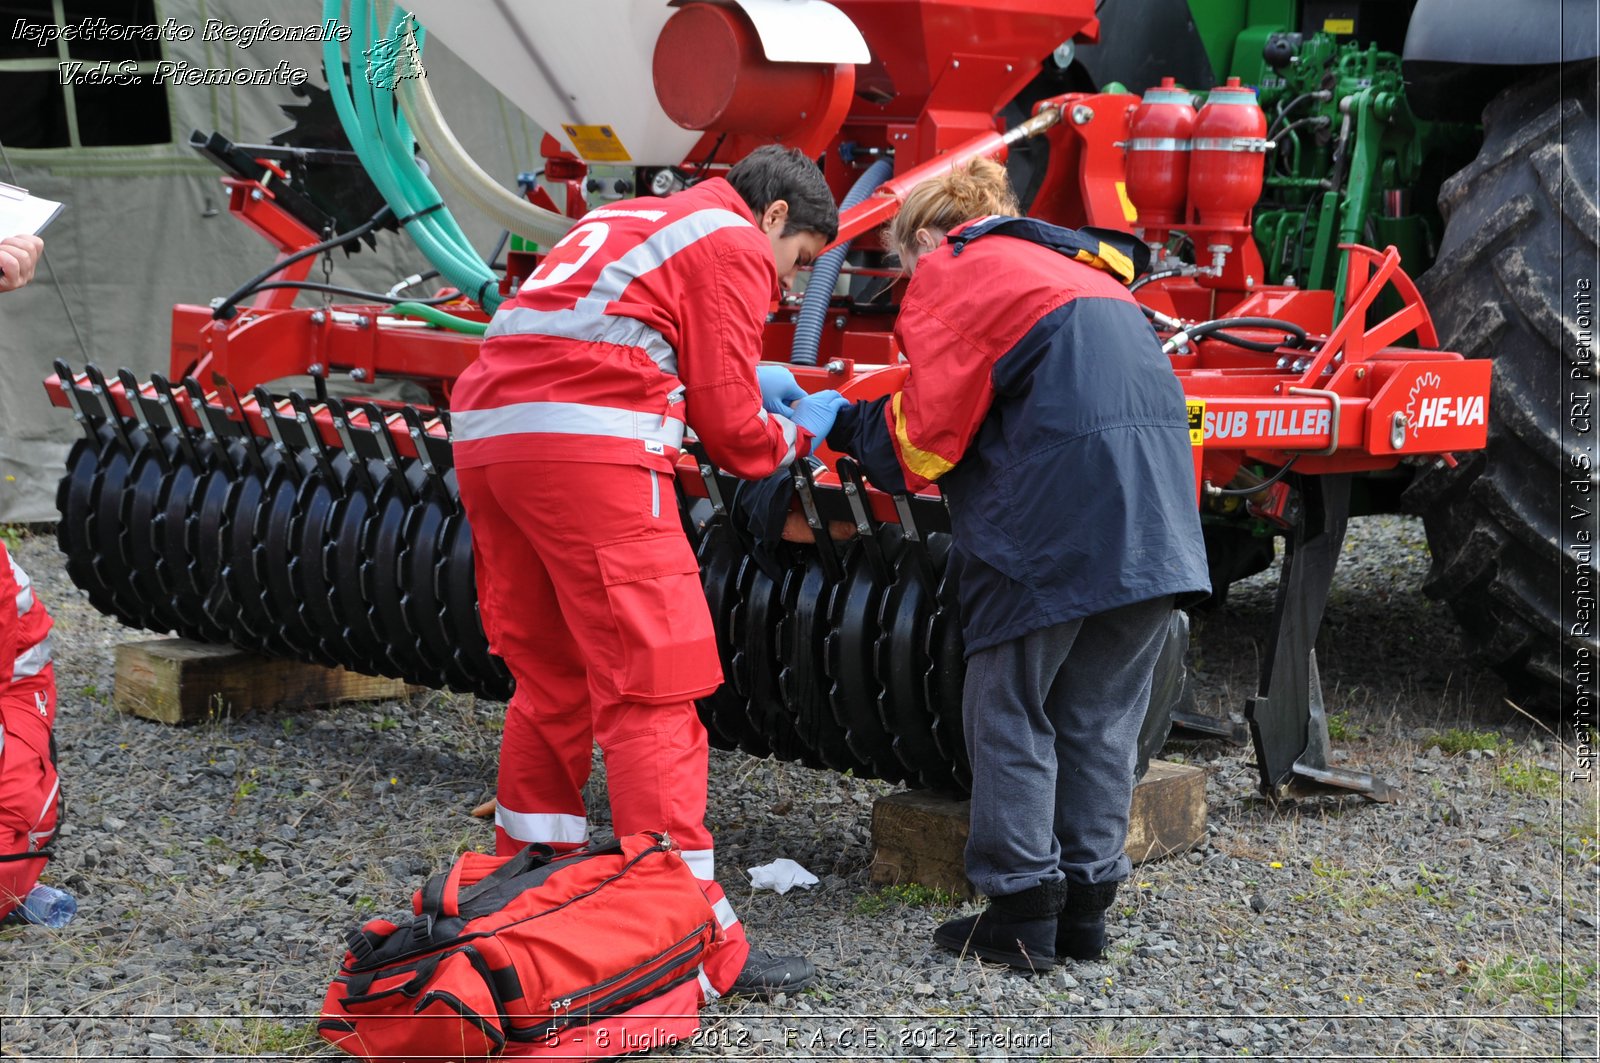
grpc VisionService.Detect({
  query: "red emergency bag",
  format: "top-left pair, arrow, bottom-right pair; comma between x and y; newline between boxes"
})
318,832 -> 723,1062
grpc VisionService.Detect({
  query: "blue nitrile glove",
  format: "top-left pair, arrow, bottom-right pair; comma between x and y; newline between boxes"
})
789,390 -> 851,438
756,365 -> 807,416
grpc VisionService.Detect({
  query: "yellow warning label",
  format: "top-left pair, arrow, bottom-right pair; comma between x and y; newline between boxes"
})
1115,180 -> 1138,223
1323,17 -> 1355,34
562,124 -> 632,163
1186,401 -> 1206,447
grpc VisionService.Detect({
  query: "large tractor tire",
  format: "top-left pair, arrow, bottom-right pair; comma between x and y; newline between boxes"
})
1405,61 -> 1598,712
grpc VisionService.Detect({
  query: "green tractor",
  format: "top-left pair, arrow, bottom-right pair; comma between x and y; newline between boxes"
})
1007,0 -> 1597,713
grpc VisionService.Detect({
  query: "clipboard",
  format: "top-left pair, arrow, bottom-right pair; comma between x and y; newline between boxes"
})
0,181 -> 65,239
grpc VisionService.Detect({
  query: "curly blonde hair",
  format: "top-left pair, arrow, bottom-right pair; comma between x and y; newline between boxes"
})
887,157 -> 1019,260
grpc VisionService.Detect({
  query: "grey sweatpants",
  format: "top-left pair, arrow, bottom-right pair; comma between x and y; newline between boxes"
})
963,596 -> 1174,898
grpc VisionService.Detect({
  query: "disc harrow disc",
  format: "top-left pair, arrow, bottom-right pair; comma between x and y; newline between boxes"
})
57,430 -> 120,619
153,435 -> 231,643
86,430 -> 148,628
254,451 -> 330,663
821,537 -> 905,782
777,550 -> 861,772
326,461 -> 392,677
874,534 -> 953,792
361,462 -> 431,684
436,498 -> 513,700
121,430 -> 190,635
922,534 -> 971,790
696,517 -> 766,755
397,476 -> 462,688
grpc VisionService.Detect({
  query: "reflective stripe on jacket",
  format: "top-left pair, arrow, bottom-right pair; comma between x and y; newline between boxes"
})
829,216 -> 1210,654
452,179 -> 807,477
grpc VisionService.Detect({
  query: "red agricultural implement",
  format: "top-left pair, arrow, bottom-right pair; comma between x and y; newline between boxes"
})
44,0 -> 1505,802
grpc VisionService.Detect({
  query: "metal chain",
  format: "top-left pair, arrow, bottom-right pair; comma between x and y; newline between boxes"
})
320,223 -> 335,307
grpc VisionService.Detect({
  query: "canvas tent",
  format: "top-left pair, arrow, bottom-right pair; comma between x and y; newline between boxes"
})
0,0 -> 541,521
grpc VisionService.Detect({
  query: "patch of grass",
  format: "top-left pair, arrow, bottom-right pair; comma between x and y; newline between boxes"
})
370,715 -> 400,732
1332,883 -> 1398,914
1497,760 -> 1561,798
1077,1023 -> 1160,1059
852,883 -> 962,916
1326,711 -> 1357,741
1411,863 -> 1455,909
192,1017 -> 318,1054
1432,728 -> 1506,755
1467,954 -> 1596,1014
0,524 -> 24,551
1566,797 -> 1600,864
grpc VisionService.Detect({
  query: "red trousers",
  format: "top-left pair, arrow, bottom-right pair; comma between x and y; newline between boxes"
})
1,664 -> 58,920
458,461 -> 749,993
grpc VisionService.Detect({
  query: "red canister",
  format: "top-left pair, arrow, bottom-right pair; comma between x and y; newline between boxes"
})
1125,77 -> 1196,252
1187,77 -> 1269,245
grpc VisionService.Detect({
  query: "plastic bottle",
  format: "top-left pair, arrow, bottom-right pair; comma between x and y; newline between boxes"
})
12,884 -> 77,928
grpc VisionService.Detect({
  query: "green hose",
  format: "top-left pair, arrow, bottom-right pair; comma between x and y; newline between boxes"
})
322,0 -> 503,309
389,301 -> 489,335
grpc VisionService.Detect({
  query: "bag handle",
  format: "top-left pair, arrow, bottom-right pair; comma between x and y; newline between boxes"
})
421,842 -> 556,931
431,858 -> 471,920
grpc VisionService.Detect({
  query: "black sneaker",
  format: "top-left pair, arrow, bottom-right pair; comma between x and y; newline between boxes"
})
727,947 -> 817,999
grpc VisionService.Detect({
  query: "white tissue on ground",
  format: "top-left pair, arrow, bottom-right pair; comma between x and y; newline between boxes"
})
746,858 -> 819,894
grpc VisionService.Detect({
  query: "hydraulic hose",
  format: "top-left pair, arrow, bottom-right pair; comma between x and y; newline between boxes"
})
212,204 -> 393,319
1208,457 -> 1299,497
1162,315 -> 1312,355
389,301 -> 490,335
230,281 -> 458,306
392,14 -> 572,247
791,157 -> 895,365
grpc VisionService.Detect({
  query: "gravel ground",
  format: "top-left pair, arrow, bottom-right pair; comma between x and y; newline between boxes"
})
2,515 -> 1596,1061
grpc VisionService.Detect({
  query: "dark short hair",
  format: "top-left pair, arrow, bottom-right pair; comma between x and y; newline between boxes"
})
727,145 -> 839,242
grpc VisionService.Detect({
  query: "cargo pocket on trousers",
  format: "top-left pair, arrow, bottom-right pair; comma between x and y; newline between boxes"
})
594,533 -> 723,704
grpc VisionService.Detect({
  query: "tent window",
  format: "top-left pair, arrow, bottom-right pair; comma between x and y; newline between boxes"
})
0,0 -> 172,149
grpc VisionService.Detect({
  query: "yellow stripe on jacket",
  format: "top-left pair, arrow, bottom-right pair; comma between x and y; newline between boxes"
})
891,391 -> 957,484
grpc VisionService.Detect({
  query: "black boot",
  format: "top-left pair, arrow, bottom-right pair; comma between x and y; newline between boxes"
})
1057,880 -> 1119,961
727,946 -> 817,999
932,882 -> 1065,973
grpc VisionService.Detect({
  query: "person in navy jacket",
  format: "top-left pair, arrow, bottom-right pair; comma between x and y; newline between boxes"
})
829,158 -> 1210,971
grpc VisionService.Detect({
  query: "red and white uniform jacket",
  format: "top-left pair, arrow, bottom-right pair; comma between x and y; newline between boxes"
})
1,543 -> 52,695
452,178 -> 810,477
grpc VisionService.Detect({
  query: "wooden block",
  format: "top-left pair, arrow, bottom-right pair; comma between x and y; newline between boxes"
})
869,760 -> 1207,899
114,638 -> 414,725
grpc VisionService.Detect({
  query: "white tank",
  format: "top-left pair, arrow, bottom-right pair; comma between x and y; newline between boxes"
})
401,0 -> 868,167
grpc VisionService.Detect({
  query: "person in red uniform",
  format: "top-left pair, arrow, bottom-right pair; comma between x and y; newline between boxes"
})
0,541 -> 60,922
829,160 -> 1209,971
451,146 -> 848,999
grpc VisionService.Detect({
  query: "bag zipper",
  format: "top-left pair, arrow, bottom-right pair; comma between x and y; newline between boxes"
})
513,921 -> 712,1042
